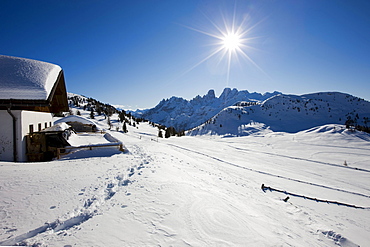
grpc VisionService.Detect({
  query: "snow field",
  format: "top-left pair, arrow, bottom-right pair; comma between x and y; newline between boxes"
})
0,112 -> 369,246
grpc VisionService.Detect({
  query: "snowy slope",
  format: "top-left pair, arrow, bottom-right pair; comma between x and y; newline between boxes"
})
134,88 -> 281,131
0,120 -> 369,246
188,92 -> 370,136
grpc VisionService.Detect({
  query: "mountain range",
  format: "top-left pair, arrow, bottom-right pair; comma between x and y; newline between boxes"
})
188,91 -> 370,136
132,88 -> 370,136
67,89 -> 370,137
133,88 -> 282,131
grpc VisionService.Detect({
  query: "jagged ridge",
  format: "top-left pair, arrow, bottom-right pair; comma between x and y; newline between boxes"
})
187,92 -> 370,136
135,88 -> 281,131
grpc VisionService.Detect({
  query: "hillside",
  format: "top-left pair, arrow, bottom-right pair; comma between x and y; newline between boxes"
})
134,88 -> 281,131
188,92 -> 370,136
65,92 -> 149,132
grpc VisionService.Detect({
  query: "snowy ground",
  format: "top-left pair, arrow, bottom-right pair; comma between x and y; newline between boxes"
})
1,120 -> 369,246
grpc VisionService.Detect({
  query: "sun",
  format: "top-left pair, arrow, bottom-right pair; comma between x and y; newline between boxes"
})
181,9 -> 265,86
222,32 -> 242,52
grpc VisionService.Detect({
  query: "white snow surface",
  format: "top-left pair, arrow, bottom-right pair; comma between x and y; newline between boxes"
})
54,115 -> 101,130
41,122 -> 71,132
0,110 -> 369,246
66,133 -> 111,147
0,55 -> 62,100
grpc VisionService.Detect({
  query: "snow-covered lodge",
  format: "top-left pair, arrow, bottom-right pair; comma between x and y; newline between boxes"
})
0,55 -> 68,162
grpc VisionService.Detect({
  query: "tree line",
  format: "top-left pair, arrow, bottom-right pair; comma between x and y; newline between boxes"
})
345,116 -> 370,134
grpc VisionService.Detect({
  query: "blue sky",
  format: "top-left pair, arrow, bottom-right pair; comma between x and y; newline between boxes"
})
1,0 -> 370,109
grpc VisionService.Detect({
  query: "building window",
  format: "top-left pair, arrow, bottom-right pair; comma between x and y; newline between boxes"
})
38,123 -> 42,131
29,124 -> 34,134
45,122 -> 48,128
49,122 -> 52,127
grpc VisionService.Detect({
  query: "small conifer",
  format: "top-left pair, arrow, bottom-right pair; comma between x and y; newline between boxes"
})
90,109 -> 95,119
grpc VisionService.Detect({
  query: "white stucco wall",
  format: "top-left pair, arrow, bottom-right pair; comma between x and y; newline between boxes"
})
0,110 -> 53,162
19,111 -> 53,162
0,110 -> 14,161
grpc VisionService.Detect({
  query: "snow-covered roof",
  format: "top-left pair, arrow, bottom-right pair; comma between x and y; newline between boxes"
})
41,122 -> 71,132
0,55 -> 62,100
54,115 -> 101,130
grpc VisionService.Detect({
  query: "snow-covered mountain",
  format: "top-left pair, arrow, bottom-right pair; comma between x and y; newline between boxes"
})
133,89 -> 370,136
134,88 -> 281,131
188,92 -> 370,136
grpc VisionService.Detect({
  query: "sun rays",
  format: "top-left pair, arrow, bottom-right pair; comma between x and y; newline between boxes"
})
181,8 -> 266,87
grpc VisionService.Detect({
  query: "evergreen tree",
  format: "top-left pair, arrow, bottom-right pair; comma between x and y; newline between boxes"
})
165,126 -> 176,138
364,117 -> 369,127
107,117 -> 112,130
122,122 -> 128,133
118,111 -> 125,122
165,128 -> 171,138
158,129 -> 163,138
345,116 -> 354,129
76,110 -> 81,115
177,130 -> 185,137
96,105 -> 102,115
90,109 -> 95,119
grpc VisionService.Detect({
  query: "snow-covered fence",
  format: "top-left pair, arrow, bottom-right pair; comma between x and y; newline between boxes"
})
261,184 -> 370,209
103,132 -> 119,142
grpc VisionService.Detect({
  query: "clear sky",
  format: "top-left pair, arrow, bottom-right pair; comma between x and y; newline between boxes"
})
1,0 -> 370,109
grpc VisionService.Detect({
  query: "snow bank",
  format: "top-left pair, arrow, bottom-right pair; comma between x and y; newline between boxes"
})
0,55 -> 61,100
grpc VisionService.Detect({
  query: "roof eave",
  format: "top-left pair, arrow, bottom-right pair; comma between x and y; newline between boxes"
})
0,71 -> 69,113
47,70 -> 69,113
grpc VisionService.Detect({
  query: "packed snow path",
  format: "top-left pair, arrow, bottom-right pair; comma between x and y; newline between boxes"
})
0,123 -> 369,246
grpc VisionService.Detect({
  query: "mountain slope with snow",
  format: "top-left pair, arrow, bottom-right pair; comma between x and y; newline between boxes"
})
135,88 -> 281,131
188,92 -> 370,136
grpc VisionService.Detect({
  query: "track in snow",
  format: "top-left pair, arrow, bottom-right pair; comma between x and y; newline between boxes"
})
167,143 -> 370,200
227,144 -> 370,173
0,153 -> 145,246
